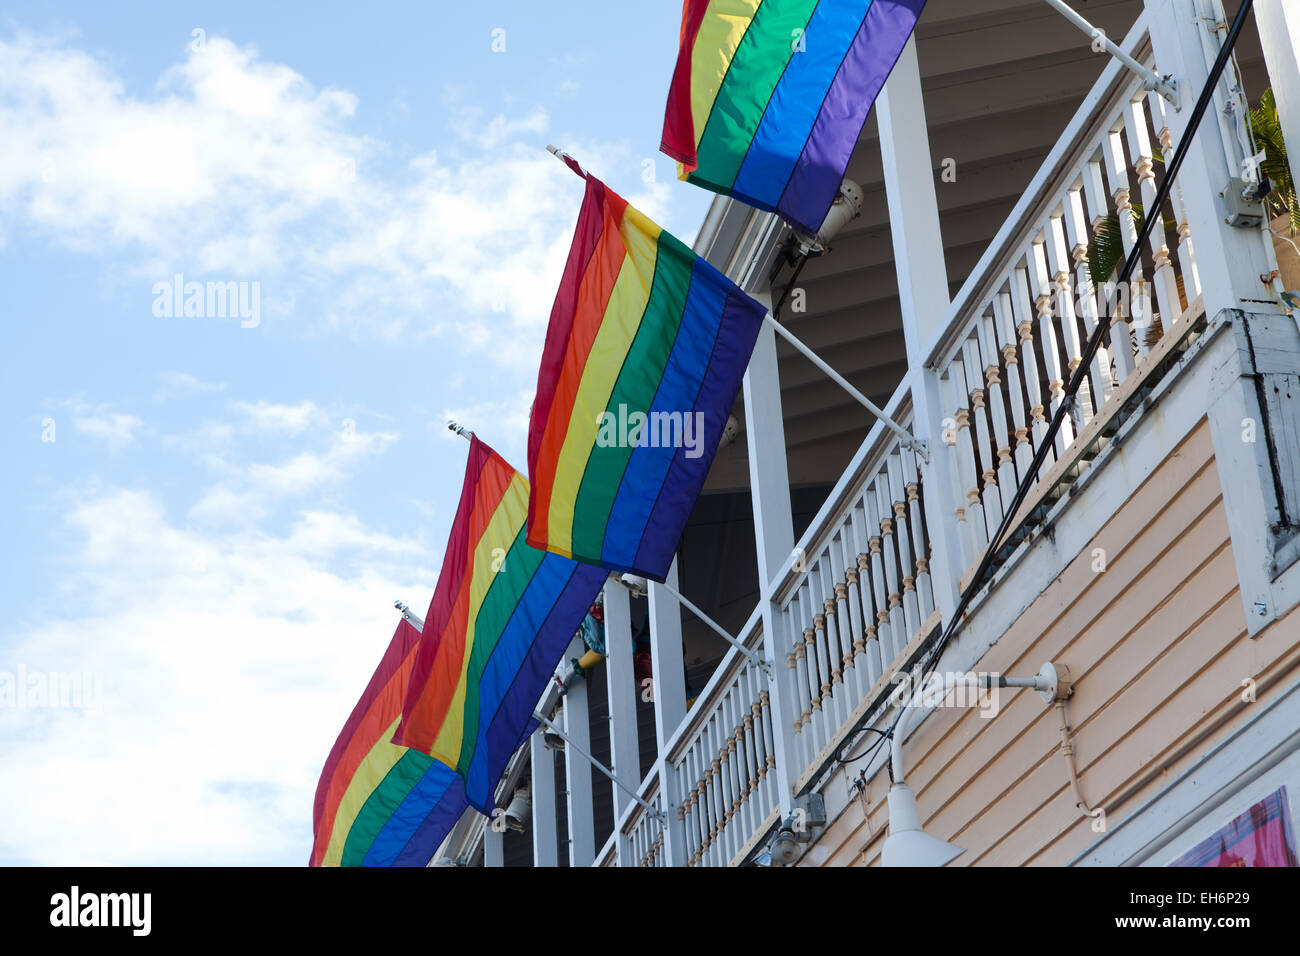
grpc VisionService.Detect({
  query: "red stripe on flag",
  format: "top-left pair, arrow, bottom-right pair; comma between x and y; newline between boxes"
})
393,438 -> 513,753
310,619 -> 419,867
528,182 -> 628,545
660,0 -> 711,168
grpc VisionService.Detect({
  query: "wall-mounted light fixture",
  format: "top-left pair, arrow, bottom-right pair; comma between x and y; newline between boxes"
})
882,662 -> 1073,867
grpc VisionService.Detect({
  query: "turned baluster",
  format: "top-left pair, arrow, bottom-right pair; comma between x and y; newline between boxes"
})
1008,259 -> 1056,465
1046,207 -> 1094,426
1063,176 -> 1117,407
991,290 -> 1034,483
937,368 -> 975,570
886,452 -> 921,640
901,449 -> 935,623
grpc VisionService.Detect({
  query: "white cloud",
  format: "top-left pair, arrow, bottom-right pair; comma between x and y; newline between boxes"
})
0,34 -> 364,268
453,105 -> 549,150
70,410 -> 143,451
189,416 -> 397,526
0,32 -> 674,362
154,371 -> 227,402
0,487 -> 433,865
286,511 -> 426,559
231,400 -> 324,436
163,399 -> 329,460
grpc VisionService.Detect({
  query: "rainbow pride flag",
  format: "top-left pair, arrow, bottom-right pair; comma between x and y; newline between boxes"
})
395,436 -> 607,811
310,619 -> 469,867
527,157 -> 767,581
661,0 -> 927,235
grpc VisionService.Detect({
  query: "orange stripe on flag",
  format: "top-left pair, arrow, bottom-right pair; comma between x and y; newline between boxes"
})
318,649 -> 416,858
530,191 -> 629,546
397,458 -> 513,751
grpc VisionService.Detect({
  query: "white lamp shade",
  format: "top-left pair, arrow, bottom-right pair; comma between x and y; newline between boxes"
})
620,573 -> 649,596
881,783 -> 964,867
504,788 -> 531,832
814,181 -> 861,244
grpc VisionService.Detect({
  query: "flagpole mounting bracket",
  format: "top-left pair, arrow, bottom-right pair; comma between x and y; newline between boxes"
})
394,599 -> 425,631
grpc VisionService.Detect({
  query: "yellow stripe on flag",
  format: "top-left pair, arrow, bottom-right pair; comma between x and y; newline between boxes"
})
429,472 -> 530,763
322,717 -> 405,867
546,213 -> 661,555
688,0 -> 764,158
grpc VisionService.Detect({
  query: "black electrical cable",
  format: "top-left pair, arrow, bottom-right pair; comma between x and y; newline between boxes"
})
823,0 -> 1257,790
773,251 -> 811,319
833,725 -> 889,766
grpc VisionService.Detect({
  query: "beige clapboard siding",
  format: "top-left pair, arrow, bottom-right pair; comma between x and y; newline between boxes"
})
1023,592 -> 1300,865
960,531 -> 1239,864
984,575 -> 1240,865
826,597 -> 1300,868
804,417 -> 1298,866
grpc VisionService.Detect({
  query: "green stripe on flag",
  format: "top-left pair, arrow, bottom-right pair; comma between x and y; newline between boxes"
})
571,231 -> 696,562
455,526 -> 545,771
340,750 -> 434,866
692,0 -> 820,192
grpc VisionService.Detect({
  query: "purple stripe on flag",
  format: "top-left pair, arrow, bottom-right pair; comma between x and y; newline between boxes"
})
777,0 -> 925,235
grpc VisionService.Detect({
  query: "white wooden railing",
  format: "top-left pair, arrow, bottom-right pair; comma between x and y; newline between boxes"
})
669,637 -> 778,866
596,380 -> 936,866
929,15 -> 1205,576
597,612 -> 778,867
623,772 -> 667,867
769,388 -> 938,781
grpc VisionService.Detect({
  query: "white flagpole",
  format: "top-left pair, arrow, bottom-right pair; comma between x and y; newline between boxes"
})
621,574 -> 772,677
394,600 -> 425,631
763,313 -> 929,462
545,143 -> 588,178
1041,0 -> 1179,105
531,712 -> 666,821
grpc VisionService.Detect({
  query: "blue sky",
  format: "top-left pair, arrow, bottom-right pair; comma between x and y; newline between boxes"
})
0,1 -> 713,865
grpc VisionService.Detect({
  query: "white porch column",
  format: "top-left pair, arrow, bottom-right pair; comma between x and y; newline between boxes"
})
742,293 -> 800,818
529,729 -> 559,866
876,34 -> 963,622
1256,0 -> 1300,192
483,824 -> 504,867
647,560 -> 688,865
1143,0 -> 1279,318
878,35 -> 950,351
647,561 -> 688,747
561,636 -> 596,866
603,579 -> 641,865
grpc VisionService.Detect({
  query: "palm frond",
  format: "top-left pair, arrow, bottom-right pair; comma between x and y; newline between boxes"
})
1251,88 -> 1299,235
1088,203 -> 1146,287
